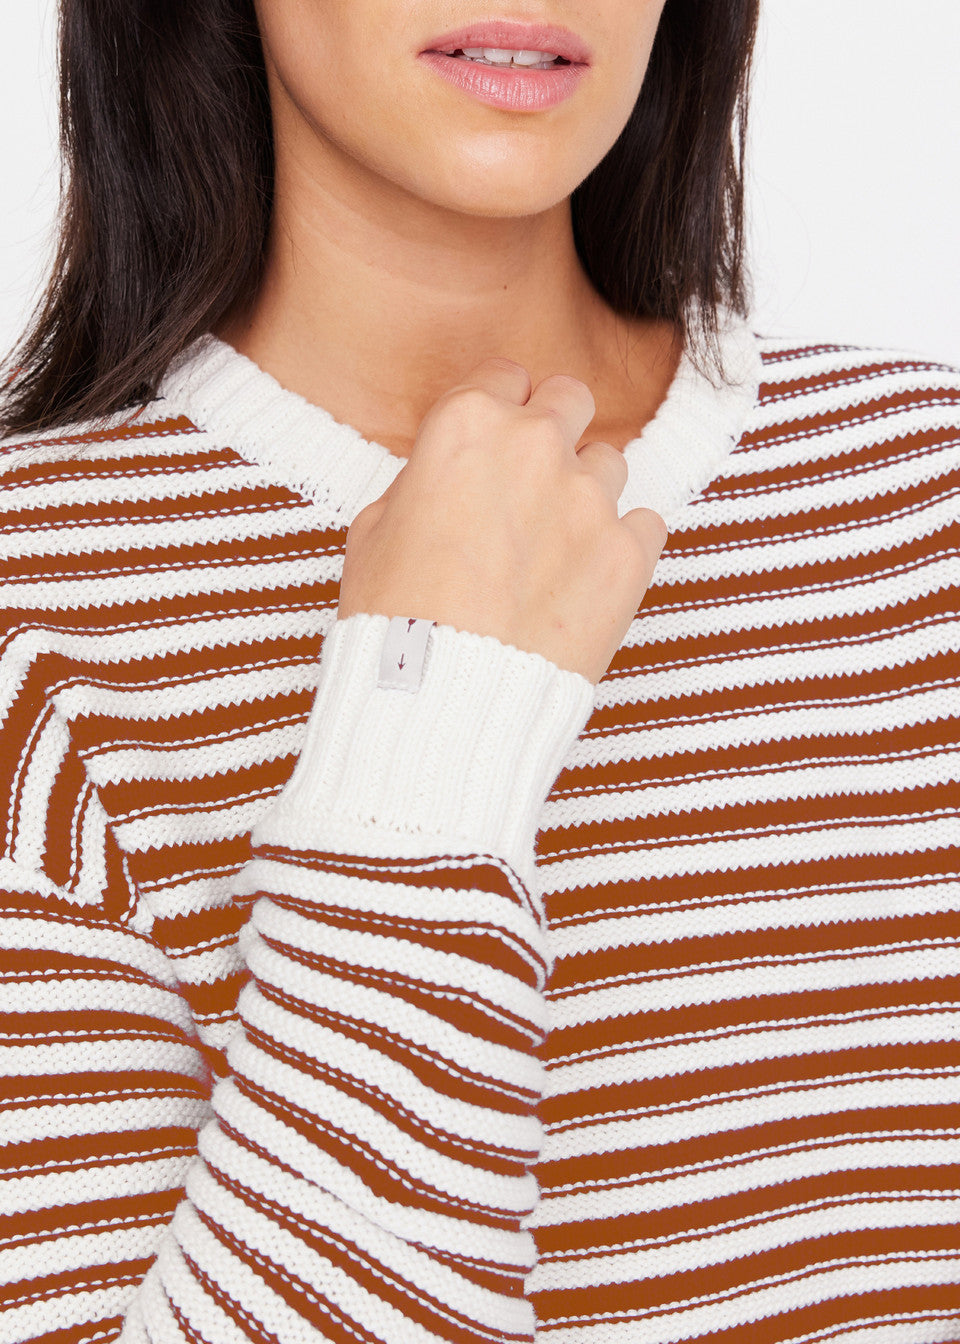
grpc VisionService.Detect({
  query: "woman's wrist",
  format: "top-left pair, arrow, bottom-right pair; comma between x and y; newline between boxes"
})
252,611 -> 596,888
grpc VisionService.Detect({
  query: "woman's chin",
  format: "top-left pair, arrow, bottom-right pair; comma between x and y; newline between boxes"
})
400,153 -> 585,222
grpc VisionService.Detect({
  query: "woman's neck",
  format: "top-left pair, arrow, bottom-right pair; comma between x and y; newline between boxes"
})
218,130 -> 681,457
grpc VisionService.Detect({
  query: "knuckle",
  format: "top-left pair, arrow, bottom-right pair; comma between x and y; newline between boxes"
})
595,442 -> 629,487
624,523 -> 662,573
632,508 -> 668,557
441,384 -> 494,412
606,440 -> 630,469
570,467 -> 607,510
648,509 -> 669,546
626,526 -> 652,562
433,384 -> 498,429
560,478 -> 614,554
526,406 -> 569,446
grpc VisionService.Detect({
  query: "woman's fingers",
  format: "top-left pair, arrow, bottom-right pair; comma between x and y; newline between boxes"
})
444,362 -> 598,449
575,439 -> 629,503
340,356 -> 670,683
441,356 -> 533,407
525,372 -> 597,450
621,505 -> 670,572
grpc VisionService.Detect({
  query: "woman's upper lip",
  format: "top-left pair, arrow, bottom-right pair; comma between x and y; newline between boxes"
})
420,20 -> 592,65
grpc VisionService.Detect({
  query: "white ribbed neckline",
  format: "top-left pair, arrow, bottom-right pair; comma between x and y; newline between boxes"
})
157,316 -> 762,529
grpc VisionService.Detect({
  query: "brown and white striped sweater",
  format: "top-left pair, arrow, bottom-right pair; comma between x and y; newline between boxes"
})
1,322 -> 958,1344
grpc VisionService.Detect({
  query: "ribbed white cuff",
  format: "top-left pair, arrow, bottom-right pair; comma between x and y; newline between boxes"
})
252,612 -> 596,890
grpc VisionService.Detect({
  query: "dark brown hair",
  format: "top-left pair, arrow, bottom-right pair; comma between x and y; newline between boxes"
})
1,0 -> 759,436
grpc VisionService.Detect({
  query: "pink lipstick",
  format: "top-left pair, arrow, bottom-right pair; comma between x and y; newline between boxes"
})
418,20 -> 591,112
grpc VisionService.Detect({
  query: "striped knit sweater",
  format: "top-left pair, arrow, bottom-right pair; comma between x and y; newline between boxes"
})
1,321 -> 958,1344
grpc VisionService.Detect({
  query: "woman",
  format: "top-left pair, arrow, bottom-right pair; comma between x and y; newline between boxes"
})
1,1 -> 958,1341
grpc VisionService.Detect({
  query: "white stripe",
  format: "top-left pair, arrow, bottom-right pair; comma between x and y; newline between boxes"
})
165,943 -> 244,986
244,961 -> 540,1126
0,975 -> 188,1020
0,1223 -> 169,1287
548,1010 -> 960,1091
242,855 -> 546,969
543,815 -> 960,891
54,656 -> 320,722
247,915 -> 544,1064
0,1154 -> 197,1217
3,1093 -> 209,1151
597,619 -> 960,711
545,748 -> 960,831
0,913 -> 184,988
2,554 -> 337,611
631,554 -> 960,646
750,368 -> 960,432
0,613 -> 326,718
535,1160 -> 959,1240
0,1039 -> 204,1080
0,462 -> 266,516
0,416 -> 202,458
237,854 -> 529,930
707,407 -> 960,509
120,1238 -> 245,1344
0,857 -> 62,900
541,880 -> 959,945
758,343 -> 958,386
548,946 -> 959,1027
0,502 -> 322,561
537,1190 -> 954,1255
781,1317 -> 960,1344
757,337 -> 861,364
90,721 -> 307,785
10,710 -> 71,871
114,795 -> 278,852
538,1081 -> 960,1170
209,1064 -> 535,1241
72,787 -> 115,908
537,1257 -> 960,1342
529,1196 -> 960,1290
655,482 -> 958,584
139,871 -> 249,919
29,608 -> 328,668
1,1285 -> 142,1343
723,409 -> 959,477
197,1017 -> 240,1053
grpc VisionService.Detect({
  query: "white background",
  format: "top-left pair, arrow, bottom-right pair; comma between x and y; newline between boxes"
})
2,2 -> 959,368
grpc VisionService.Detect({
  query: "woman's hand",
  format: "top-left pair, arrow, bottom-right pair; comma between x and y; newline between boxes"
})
337,356 -> 667,685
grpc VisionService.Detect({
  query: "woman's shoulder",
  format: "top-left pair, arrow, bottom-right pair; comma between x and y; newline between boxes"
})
0,396 -> 245,630
738,331 -> 960,485
0,396 -> 204,475
751,331 -> 960,427
0,392 -> 247,538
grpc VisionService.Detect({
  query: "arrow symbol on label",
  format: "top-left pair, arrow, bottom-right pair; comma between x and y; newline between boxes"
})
398,654 -> 406,669
407,618 -> 417,632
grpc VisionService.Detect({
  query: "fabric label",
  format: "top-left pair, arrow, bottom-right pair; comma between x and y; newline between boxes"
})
377,616 -> 436,693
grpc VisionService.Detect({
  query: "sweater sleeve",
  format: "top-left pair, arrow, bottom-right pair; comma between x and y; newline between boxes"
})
1,611 -> 596,1344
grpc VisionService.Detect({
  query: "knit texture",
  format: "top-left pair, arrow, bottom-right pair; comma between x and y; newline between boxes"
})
0,325 -> 958,1343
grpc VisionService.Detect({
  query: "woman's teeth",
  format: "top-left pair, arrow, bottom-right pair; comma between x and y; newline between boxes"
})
455,47 -> 562,69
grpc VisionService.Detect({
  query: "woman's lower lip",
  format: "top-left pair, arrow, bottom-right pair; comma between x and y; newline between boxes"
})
417,51 -> 587,112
